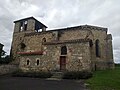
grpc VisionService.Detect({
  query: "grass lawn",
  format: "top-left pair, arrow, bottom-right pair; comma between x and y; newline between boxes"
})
86,64 -> 120,90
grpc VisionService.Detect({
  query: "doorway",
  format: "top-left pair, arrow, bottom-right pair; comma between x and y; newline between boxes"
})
60,56 -> 66,71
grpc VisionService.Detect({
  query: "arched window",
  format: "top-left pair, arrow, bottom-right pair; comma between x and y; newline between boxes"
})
89,40 -> 93,47
61,46 -> 67,55
26,59 -> 30,65
42,38 -> 46,42
37,59 -> 39,66
95,39 -> 100,57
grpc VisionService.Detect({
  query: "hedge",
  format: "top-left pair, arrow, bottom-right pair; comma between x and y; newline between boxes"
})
62,71 -> 93,79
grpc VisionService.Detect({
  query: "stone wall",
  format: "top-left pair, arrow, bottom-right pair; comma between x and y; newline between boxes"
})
11,17 -> 114,71
0,64 -> 18,75
11,18 -> 39,63
24,32 -> 53,52
18,27 -> 114,71
14,19 -> 35,33
19,41 -> 91,72
10,32 -> 25,64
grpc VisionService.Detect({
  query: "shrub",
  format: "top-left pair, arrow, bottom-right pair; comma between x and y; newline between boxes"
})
62,71 -> 93,79
12,70 -> 52,78
0,55 -> 12,64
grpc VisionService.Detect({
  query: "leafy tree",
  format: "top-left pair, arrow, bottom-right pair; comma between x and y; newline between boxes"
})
0,55 -> 12,64
0,50 -> 12,64
1,50 -> 6,57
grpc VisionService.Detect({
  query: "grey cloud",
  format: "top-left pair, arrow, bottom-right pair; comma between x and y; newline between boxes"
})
113,37 -> 120,50
114,50 -> 120,63
0,0 -> 120,63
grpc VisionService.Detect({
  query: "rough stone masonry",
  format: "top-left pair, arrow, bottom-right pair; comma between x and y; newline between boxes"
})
10,17 -> 114,72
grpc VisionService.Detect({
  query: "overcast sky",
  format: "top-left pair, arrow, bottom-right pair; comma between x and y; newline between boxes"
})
0,0 -> 120,63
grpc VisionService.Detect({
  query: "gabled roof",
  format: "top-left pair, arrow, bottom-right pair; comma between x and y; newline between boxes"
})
14,16 -> 47,28
48,25 -> 107,32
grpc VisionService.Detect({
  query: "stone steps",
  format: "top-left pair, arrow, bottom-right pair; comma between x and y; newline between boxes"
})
51,72 -> 63,79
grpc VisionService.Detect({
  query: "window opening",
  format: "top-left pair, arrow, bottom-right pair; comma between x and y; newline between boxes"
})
19,21 -> 28,31
42,38 -> 46,42
61,46 -> 67,55
20,22 -> 23,32
24,21 -> 28,31
20,43 -> 26,50
37,60 -> 39,65
37,29 -> 42,32
95,39 -> 100,57
27,59 -> 30,65
89,40 -> 93,47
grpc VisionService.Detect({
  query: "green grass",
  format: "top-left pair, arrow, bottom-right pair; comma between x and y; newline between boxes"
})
86,65 -> 120,90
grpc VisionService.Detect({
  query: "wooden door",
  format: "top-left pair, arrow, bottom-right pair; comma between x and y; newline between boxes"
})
60,56 -> 66,71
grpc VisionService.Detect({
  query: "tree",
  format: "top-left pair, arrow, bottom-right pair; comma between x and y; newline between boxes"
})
0,44 -> 12,64
1,50 -> 6,57
0,43 -> 5,59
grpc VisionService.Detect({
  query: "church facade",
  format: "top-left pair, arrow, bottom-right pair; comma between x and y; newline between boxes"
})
10,17 -> 114,72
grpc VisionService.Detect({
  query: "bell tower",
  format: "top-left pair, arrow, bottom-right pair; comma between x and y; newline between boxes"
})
10,17 -> 47,63
13,17 -> 47,33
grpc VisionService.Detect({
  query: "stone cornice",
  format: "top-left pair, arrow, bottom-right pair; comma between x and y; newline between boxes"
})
43,39 -> 91,45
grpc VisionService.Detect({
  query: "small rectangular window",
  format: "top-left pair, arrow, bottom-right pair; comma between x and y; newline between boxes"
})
24,21 -> 28,31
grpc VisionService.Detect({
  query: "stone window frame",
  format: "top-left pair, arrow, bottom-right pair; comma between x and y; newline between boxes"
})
61,46 -> 67,55
36,58 -> 40,66
26,58 -> 30,66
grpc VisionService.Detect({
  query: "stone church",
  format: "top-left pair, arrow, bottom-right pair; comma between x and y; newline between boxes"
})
10,17 -> 114,72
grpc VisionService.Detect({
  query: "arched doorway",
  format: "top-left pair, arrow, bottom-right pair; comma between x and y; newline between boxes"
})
60,46 -> 67,71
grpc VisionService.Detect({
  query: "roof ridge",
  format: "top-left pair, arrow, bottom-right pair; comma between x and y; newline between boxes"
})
47,24 -> 107,32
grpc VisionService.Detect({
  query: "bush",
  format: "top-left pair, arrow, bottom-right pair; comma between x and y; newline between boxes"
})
12,70 -> 52,78
0,55 -> 12,64
115,64 -> 120,67
62,71 -> 93,79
